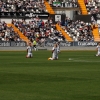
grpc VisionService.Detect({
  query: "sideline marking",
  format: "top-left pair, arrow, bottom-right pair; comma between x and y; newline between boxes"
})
68,57 -> 100,62
4,60 -> 100,64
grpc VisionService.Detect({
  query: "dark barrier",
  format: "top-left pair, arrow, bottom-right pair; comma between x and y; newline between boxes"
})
0,41 -> 98,47
0,41 -> 26,47
73,41 -> 97,46
45,41 -> 73,47
92,13 -> 100,20
92,14 -> 97,21
73,15 -> 91,22
0,12 -> 49,19
45,41 -> 97,47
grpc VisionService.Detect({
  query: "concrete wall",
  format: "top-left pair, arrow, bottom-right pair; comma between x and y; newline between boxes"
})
0,46 -> 96,51
54,10 -> 74,19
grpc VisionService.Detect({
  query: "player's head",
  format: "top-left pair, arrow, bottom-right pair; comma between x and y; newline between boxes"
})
28,42 -> 32,46
98,42 -> 100,46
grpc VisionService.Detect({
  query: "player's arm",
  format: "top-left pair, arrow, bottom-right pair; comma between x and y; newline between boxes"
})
27,47 -> 29,53
57,47 -> 60,52
52,47 -> 54,53
96,46 -> 98,51
52,50 -> 54,53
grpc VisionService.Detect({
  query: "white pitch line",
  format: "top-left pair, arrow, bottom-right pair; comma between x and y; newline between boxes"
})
7,62 -> 43,64
5,60 -> 100,63
67,58 -> 100,62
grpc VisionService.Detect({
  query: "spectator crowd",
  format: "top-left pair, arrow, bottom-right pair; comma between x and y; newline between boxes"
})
11,17 -> 65,44
0,0 -> 47,13
62,17 -> 94,41
84,0 -> 100,21
0,21 -> 21,41
0,16 -> 95,42
0,0 -> 99,42
85,0 -> 100,15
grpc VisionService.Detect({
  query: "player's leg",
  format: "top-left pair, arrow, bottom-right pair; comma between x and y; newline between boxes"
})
54,54 -> 58,60
96,52 -> 100,56
26,53 -> 32,58
96,53 -> 98,56
52,54 -> 58,60
48,57 -> 53,60
48,53 -> 54,60
57,53 -> 59,59
34,45 -> 37,51
30,53 -> 33,58
98,52 -> 100,56
57,55 -> 58,59
26,53 -> 29,58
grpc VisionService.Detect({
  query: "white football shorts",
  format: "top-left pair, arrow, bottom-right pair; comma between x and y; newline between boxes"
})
27,53 -> 33,57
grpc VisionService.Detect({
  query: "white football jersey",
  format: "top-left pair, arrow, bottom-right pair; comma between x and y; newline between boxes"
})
97,45 -> 100,52
27,46 -> 32,53
52,46 -> 58,55
57,44 -> 60,52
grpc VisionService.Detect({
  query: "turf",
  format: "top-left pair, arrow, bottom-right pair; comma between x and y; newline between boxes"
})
0,51 -> 100,100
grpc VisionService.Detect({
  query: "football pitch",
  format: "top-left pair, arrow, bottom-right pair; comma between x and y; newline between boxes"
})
0,51 -> 100,100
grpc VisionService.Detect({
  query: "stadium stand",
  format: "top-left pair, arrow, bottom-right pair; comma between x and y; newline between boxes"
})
84,0 -> 100,41
56,23 -> 73,42
62,17 -> 94,41
7,23 -> 29,42
0,0 -> 47,13
91,24 -> 100,41
0,0 -> 100,42
78,0 -> 100,15
44,0 -> 55,14
0,21 -> 22,41
78,0 -> 88,15
10,16 -> 97,42
11,17 -> 66,43
85,0 -> 100,15
44,1 -> 73,41
77,0 -> 100,41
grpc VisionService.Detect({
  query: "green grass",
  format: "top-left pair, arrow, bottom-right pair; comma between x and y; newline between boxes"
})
0,51 -> 100,100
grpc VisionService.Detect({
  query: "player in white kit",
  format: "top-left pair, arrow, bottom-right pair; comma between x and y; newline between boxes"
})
48,44 -> 58,60
96,42 -> 100,56
57,42 -> 60,59
26,42 -> 33,58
